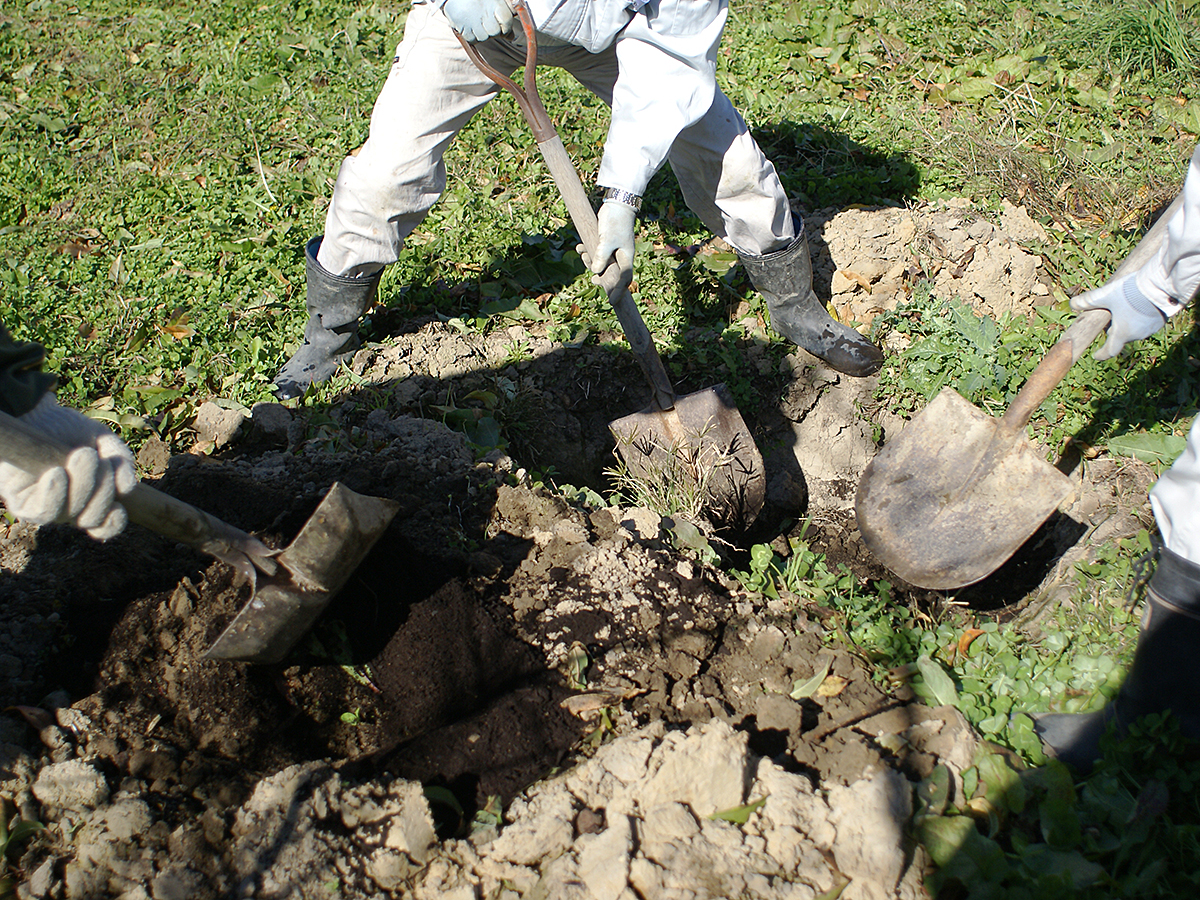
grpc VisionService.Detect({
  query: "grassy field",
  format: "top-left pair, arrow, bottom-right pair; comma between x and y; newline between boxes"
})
3,0 -> 1200,895
2,0 -> 1197,424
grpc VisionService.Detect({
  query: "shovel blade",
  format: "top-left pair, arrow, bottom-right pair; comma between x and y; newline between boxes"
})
610,383 -> 765,529
855,388 -> 1073,590
205,482 -> 400,663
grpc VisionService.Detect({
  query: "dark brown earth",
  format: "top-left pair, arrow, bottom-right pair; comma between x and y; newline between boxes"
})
0,201 -> 1141,900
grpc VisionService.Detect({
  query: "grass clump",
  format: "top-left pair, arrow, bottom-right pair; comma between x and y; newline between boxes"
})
1055,0 -> 1200,79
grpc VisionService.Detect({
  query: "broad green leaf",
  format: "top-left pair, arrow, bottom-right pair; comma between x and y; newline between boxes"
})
1105,432 -> 1187,465
917,656 -> 959,707
424,785 -> 464,817
917,765 -> 951,818
1018,845 -> 1104,889
247,73 -> 281,92
1036,761 -> 1080,849
919,814 -> 1008,880
945,76 -> 998,102
710,796 -> 767,824
791,657 -> 833,699
978,753 -> 1025,814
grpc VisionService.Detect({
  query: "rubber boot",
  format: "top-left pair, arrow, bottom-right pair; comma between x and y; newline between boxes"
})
1032,545 -> 1200,773
273,235 -> 381,401
738,218 -> 884,376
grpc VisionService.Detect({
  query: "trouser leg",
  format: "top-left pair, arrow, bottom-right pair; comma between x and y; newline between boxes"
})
665,89 -> 794,254
1034,415 -> 1200,771
275,3 -> 529,395
317,2 -> 520,276
640,87 -> 882,375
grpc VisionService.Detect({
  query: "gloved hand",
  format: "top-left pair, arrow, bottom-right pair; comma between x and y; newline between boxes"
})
588,199 -> 637,275
0,395 -> 137,540
443,0 -> 514,42
1070,273 -> 1168,360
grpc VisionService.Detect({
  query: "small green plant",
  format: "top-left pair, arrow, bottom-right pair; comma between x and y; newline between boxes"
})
873,289 -> 1049,418
918,718 -> 1200,899
340,707 -> 364,726
605,425 -> 736,522
503,338 -> 532,365
566,642 -> 589,691
728,531 -> 859,604
874,290 -> 1195,462
1055,0 -> 1199,78
585,707 -> 617,749
0,801 -> 43,898
473,795 -> 504,831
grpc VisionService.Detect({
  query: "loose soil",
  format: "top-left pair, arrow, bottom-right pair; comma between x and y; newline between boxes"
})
0,201 -> 1153,900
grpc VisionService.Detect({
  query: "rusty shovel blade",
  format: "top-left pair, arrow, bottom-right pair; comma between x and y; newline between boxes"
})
610,383 -> 766,529
854,388 -> 1072,590
854,191 -> 1181,591
205,482 -> 399,663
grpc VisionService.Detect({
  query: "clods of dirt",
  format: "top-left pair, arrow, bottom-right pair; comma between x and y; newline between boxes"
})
0,200 -> 1140,900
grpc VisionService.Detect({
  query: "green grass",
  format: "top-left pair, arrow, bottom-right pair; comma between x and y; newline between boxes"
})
5,0 -> 1200,893
2,0 -> 1197,438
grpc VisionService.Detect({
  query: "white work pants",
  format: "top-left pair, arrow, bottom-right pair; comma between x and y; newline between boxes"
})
1145,143 -> 1200,562
317,1 -> 793,277
1152,417 -> 1200,565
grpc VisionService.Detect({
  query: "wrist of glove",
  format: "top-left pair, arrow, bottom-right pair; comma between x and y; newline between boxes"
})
0,395 -> 136,540
443,0 -> 514,42
1070,274 -> 1168,360
581,199 -> 638,276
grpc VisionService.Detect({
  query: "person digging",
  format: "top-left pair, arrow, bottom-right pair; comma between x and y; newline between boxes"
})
1032,141 -> 1200,773
271,0 -> 884,401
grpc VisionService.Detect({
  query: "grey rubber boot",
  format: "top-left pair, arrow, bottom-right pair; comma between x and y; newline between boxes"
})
1032,544 -> 1200,773
273,235 -> 381,401
738,218 -> 884,376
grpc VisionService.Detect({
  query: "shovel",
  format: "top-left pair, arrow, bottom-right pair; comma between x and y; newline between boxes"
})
0,409 -> 399,663
855,192 -> 1183,590
456,4 -> 766,528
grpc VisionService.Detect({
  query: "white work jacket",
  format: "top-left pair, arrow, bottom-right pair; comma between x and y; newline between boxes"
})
1139,142 -> 1200,315
524,0 -> 729,197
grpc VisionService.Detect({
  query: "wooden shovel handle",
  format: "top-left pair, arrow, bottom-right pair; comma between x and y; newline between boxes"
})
1000,190 -> 1183,431
0,409 -> 276,580
456,4 -> 678,410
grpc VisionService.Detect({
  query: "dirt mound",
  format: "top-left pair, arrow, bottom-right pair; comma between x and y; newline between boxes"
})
0,201 -> 1135,899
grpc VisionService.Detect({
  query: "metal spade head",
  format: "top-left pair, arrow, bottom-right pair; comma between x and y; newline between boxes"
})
609,383 -> 766,530
855,387 -> 1073,590
205,482 -> 400,663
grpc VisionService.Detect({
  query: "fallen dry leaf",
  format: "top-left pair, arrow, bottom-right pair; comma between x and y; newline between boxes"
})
162,324 -> 195,340
816,675 -> 849,698
957,628 -> 986,657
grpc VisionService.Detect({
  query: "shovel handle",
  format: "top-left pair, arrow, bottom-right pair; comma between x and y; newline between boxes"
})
1000,190 -> 1183,431
456,4 -> 678,410
0,409 -> 277,581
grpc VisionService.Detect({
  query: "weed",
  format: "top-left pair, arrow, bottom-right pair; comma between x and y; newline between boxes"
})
606,420 -> 750,523
473,795 -> 503,831
1055,0 -> 1199,79
0,800 -> 43,898
874,289 -> 1197,460
919,717 -> 1200,898
729,530 -> 859,605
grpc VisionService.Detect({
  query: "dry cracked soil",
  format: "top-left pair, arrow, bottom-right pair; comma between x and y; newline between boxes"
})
0,201 -> 1155,900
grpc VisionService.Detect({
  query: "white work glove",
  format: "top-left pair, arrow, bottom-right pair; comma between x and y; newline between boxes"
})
1070,273 -> 1169,360
0,395 -> 137,540
588,200 -> 637,275
442,0 -> 514,42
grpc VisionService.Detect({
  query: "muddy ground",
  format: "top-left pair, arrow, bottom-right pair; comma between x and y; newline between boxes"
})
0,201 -> 1155,900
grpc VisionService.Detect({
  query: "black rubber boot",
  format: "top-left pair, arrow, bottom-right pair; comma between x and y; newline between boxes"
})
1033,545 -> 1200,773
738,218 -> 884,376
273,235 -> 381,401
